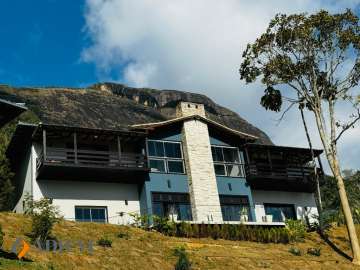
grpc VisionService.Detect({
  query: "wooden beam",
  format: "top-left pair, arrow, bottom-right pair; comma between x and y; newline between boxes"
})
43,129 -> 47,161
74,132 -> 78,164
117,136 -> 122,164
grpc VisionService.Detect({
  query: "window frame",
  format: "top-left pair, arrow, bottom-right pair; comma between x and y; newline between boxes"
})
74,206 -> 108,223
211,145 -> 245,178
147,139 -> 186,174
264,203 -> 297,222
219,195 -> 252,221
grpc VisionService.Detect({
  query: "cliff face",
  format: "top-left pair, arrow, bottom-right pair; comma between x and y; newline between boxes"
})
0,83 -> 272,144
92,83 -> 273,144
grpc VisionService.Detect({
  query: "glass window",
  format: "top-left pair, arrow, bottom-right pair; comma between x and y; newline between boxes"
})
167,160 -> 184,173
264,204 -> 296,222
147,140 -> 185,174
164,142 -> 182,158
226,164 -> 243,177
211,147 -> 224,162
149,159 -> 166,172
220,195 -> 251,221
148,141 -> 165,157
214,164 -> 226,176
75,207 -> 107,223
152,193 -> 192,221
223,148 -> 240,163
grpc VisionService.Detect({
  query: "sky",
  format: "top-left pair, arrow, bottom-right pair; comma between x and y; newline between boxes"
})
0,0 -> 359,172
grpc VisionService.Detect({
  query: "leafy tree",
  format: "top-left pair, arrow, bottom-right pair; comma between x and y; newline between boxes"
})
0,131 -> 14,211
240,9 -> 360,264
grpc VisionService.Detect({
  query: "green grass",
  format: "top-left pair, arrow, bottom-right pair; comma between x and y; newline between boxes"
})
0,212 -> 359,269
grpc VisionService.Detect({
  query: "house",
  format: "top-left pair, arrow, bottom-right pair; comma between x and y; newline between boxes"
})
1,85 -> 323,225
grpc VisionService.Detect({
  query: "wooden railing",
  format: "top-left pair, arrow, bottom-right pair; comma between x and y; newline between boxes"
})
40,147 -> 147,169
246,163 -> 315,180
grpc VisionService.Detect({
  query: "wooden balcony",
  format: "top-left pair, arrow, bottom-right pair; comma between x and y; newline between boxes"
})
36,147 -> 149,182
245,163 -> 319,192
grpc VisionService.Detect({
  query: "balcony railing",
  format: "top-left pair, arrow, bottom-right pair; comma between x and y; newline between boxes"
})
246,163 -> 315,180
38,147 -> 147,170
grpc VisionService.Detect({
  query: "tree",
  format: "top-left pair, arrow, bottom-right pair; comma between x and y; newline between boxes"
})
0,132 -> 14,211
240,9 -> 360,264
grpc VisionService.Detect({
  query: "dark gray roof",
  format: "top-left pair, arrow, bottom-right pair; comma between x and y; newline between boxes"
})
0,83 -> 273,144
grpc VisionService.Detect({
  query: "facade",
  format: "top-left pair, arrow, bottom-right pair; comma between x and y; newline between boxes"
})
5,99 -> 322,226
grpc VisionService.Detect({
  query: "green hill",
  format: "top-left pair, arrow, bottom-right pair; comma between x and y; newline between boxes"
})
0,213 -> 358,270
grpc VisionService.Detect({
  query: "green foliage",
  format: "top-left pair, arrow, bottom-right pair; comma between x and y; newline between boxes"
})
321,171 -> 360,224
129,213 -> 151,229
307,247 -> 321,256
173,246 -> 191,270
97,237 -> 112,247
285,220 -> 306,242
288,247 -> 302,256
25,196 -> 61,244
152,222 -> 292,244
117,231 -> 130,239
0,131 -> 14,211
0,224 -> 4,249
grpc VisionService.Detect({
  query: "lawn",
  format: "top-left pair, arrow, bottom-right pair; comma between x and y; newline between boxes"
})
0,213 -> 358,269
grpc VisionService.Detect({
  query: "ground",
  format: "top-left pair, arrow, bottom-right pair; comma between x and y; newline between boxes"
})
0,213 -> 359,269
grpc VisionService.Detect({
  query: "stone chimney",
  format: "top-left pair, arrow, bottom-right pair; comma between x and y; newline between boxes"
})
176,102 -> 206,118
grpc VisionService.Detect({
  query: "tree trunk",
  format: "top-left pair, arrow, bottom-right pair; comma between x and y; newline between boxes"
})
313,108 -> 360,264
299,105 -> 322,213
332,156 -> 360,264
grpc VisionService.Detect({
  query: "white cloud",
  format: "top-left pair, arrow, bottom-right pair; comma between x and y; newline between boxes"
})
82,0 -> 360,172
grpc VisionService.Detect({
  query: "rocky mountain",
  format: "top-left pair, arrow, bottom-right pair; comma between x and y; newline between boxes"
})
0,83 -> 272,144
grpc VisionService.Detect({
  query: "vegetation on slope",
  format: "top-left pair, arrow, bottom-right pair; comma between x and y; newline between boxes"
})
0,213 -> 359,270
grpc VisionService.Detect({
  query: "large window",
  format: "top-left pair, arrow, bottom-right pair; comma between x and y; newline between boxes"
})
152,192 -> 192,221
75,206 -> 107,223
211,146 -> 245,177
220,195 -> 252,221
264,204 -> 296,222
147,140 -> 185,174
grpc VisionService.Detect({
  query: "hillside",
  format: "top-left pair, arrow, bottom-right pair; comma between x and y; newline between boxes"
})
0,213 -> 358,270
0,83 -> 272,144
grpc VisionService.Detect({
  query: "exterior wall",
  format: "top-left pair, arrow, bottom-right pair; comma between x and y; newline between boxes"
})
35,180 -> 140,224
176,102 -> 206,118
252,190 -> 318,223
182,119 -> 223,223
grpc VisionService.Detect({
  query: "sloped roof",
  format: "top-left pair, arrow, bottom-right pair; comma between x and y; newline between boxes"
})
0,98 -> 27,127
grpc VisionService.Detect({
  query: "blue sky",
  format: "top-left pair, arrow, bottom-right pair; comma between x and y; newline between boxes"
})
0,0 -> 97,87
0,0 -> 359,171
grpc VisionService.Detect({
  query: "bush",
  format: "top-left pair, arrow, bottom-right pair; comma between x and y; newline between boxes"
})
285,220 -> 306,242
307,247 -> 321,256
25,197 -> 61,245
0,224 -> 4,249
153,216 -> 177,236
174,246 -> 191,270
97,237 -> 112,247
289,247 -> 301,256
130,213 -> 151,229
117,231 -> 130,239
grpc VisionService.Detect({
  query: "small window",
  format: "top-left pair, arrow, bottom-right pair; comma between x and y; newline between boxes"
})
164,143 -> 182,158
149,159 -> 166,172
75,206 -> 107,223
214,164 -> 226,176
168,160 -> 184,174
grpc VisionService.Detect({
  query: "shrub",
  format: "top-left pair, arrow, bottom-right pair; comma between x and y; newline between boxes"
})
130,213 -> 151,229
117,232 -> 130,239
174,246 -> 191,270
285,220 -> 306,242
26,197 -> 61,245
153,216 -> 177,236
210,224 -> 220,240
307,247 -> 321,256
289,247 -> 301,256
97,237 -> 112,247
0,224 -> 4,249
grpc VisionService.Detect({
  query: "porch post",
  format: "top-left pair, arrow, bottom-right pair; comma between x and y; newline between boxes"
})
42,129 -> 47,161
74,132 -> 78,164
117,135 -> 122,164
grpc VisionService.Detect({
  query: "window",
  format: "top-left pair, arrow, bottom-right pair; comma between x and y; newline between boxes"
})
264,204 -> 296,222
220,195 -> 252,221
211,146 -> 245,177
152,192 -> 192,221
75,206 -> 107,223
147,140 -> 185,174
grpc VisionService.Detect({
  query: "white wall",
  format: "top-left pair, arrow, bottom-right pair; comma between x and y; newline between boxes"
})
34,180 -> 141,225
252,190 -> 318,224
